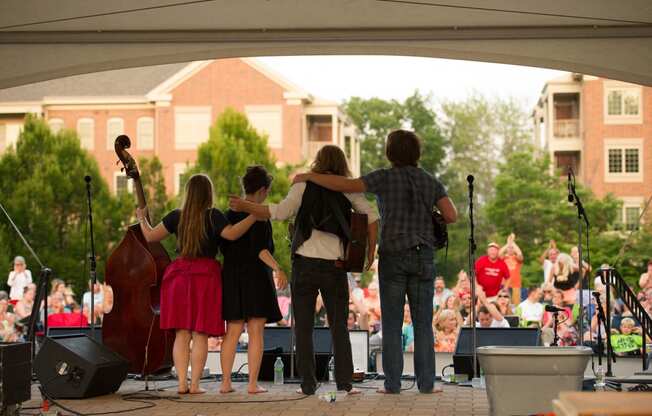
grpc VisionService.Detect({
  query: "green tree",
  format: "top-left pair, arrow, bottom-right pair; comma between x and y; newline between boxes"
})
137,156 -> 170,224
188,108 -> 293,274
0,115 -> 131,296
344,91 -> 447,176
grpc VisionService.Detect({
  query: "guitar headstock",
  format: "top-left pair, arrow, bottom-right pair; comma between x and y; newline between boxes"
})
114,135 -> 140,181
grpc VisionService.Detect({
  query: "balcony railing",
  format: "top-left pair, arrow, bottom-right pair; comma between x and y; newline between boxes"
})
553,119 -> 580,138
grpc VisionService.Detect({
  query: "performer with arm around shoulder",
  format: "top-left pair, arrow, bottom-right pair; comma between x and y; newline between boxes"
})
219,166 -> 288,395
230,145 -> 378,396
292,130 -> 457,394
136,173 -> 258,395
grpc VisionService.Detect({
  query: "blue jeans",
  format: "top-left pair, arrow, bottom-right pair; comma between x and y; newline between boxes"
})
379,245 -> 435,393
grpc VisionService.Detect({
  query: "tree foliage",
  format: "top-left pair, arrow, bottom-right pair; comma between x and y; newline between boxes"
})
188,108 -> 293,274
344,91 -> 446,176
0,115 -> 131,295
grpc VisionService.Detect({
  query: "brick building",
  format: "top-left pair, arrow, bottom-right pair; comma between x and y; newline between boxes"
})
0,58 -> 359,195
533,74 -> 651,230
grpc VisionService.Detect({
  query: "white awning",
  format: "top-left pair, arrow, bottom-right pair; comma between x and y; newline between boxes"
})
1,0 -> 651,88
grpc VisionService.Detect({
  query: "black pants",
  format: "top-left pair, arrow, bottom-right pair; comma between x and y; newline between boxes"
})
291,255 -> 353,394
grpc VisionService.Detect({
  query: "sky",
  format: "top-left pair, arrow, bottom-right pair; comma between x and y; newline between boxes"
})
257,55 -> 568,110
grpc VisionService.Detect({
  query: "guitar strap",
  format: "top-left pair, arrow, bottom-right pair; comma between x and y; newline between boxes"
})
405,172 -> 448,265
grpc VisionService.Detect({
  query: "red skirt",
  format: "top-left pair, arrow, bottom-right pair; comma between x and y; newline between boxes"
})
160,257 -> 225,337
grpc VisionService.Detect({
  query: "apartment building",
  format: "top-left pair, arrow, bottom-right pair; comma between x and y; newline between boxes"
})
0,58 -> 359,195
533,74 -> 651,230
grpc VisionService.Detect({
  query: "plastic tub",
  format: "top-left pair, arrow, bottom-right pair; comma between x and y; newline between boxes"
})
477,346 -> 592,416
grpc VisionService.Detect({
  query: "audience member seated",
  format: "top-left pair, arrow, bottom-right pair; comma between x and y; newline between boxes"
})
472,289 -> 510,328
459,291 -> 472,322
611,317 -> 643,356
364,281 -> 381,332
542,289 -> 573,329
402,304 -> 414,352
82,281 -> 104,324
433,276 -> 452,311
434,309 -> 460,353
14,283 -> 36,320
495,289 -> 515,317
434,293 -> 464,327
47,293 -> 69,315
516,286 -> 544,327
541,283 -> 554,305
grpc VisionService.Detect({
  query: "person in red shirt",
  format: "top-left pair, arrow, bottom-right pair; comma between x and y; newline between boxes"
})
475,242 -> 510,300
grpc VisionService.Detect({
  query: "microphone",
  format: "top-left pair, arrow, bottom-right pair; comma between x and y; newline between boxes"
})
84,175 -> 92,183
545,305 -> 565,313
467,175 -> 474,184
567,170 -> 574,203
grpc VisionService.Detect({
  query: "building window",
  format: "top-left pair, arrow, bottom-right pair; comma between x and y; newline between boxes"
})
624,207 -> 640,231
245,106 -> 283,149
77,118 -> 95,150
174,107 -> 211,150
137,117 -> 154,150
106,118 -> 124,150
48,118 -> 64,134
174,163 -> 189,195
604,139 -> 643,183
604,85 -> 642,124
114,172 -> 133,195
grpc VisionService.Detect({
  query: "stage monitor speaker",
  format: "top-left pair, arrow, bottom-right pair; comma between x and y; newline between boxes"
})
35,335 -> 129,399
48,326 -> 102,343
453,327 -> 540,380
0,342 -> 31,407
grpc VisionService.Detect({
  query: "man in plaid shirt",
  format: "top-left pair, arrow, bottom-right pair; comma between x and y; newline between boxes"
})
294,129 -> 457,394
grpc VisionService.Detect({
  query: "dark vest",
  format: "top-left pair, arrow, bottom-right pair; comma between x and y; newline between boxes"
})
291,182 -> 352,255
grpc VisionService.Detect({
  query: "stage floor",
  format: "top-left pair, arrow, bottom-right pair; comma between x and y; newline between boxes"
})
24,379 -> 490,416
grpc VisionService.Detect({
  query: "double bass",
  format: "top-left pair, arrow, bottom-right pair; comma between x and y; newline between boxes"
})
103,135 -> 174,375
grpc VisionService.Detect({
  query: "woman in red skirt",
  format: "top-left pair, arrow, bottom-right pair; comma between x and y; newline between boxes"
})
137,173 -> 258,394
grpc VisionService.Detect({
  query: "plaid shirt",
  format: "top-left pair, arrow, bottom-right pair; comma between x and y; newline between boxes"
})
362,166 -> 448,253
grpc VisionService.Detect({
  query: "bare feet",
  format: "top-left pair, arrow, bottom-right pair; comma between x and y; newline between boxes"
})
346,388 -> 361,395
248,385 -> 268,394
420,387 -> 444,394
177,387 -> 189,395
219,385 -> 235,394
188,387 -> 206,395
376,388 -> 398,394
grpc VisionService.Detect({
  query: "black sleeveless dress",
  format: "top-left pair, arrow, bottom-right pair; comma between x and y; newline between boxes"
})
221,210 -> 282,323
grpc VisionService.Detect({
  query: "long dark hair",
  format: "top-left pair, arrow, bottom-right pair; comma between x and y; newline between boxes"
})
178,174 -> 214,258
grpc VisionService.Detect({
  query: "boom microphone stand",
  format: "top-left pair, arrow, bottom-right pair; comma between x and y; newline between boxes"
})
568,169 -> 589,343
85,175 -> 98,339
467,175 -> 479,380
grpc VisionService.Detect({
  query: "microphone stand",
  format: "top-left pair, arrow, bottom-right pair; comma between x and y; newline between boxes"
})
551,311 -> 560,347
85,175 -> 98,339
466,175 -> 478,381
568,169 -> 589,343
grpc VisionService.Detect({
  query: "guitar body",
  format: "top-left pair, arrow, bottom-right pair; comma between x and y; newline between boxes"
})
343,213 -> 368,273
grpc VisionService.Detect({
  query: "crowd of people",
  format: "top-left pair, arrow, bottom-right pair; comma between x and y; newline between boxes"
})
2,255 -> 113,342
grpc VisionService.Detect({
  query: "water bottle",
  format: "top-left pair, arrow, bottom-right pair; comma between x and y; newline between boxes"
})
594,366 -> 606,391
328,356 -> 335,383
274,356 -> 284,385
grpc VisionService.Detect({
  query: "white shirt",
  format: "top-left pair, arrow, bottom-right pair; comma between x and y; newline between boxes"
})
517,299 -> 544,322
269,182 -> 379,260
543,259 -> 554,283
83,291 -> 104,309
7,269 -> 32,300
477,318 -> 511,328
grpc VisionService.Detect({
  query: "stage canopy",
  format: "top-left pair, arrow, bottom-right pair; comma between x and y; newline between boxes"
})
0,0 -> 651,89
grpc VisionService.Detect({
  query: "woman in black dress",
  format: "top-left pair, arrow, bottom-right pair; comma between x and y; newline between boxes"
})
220,166 -> 287,394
